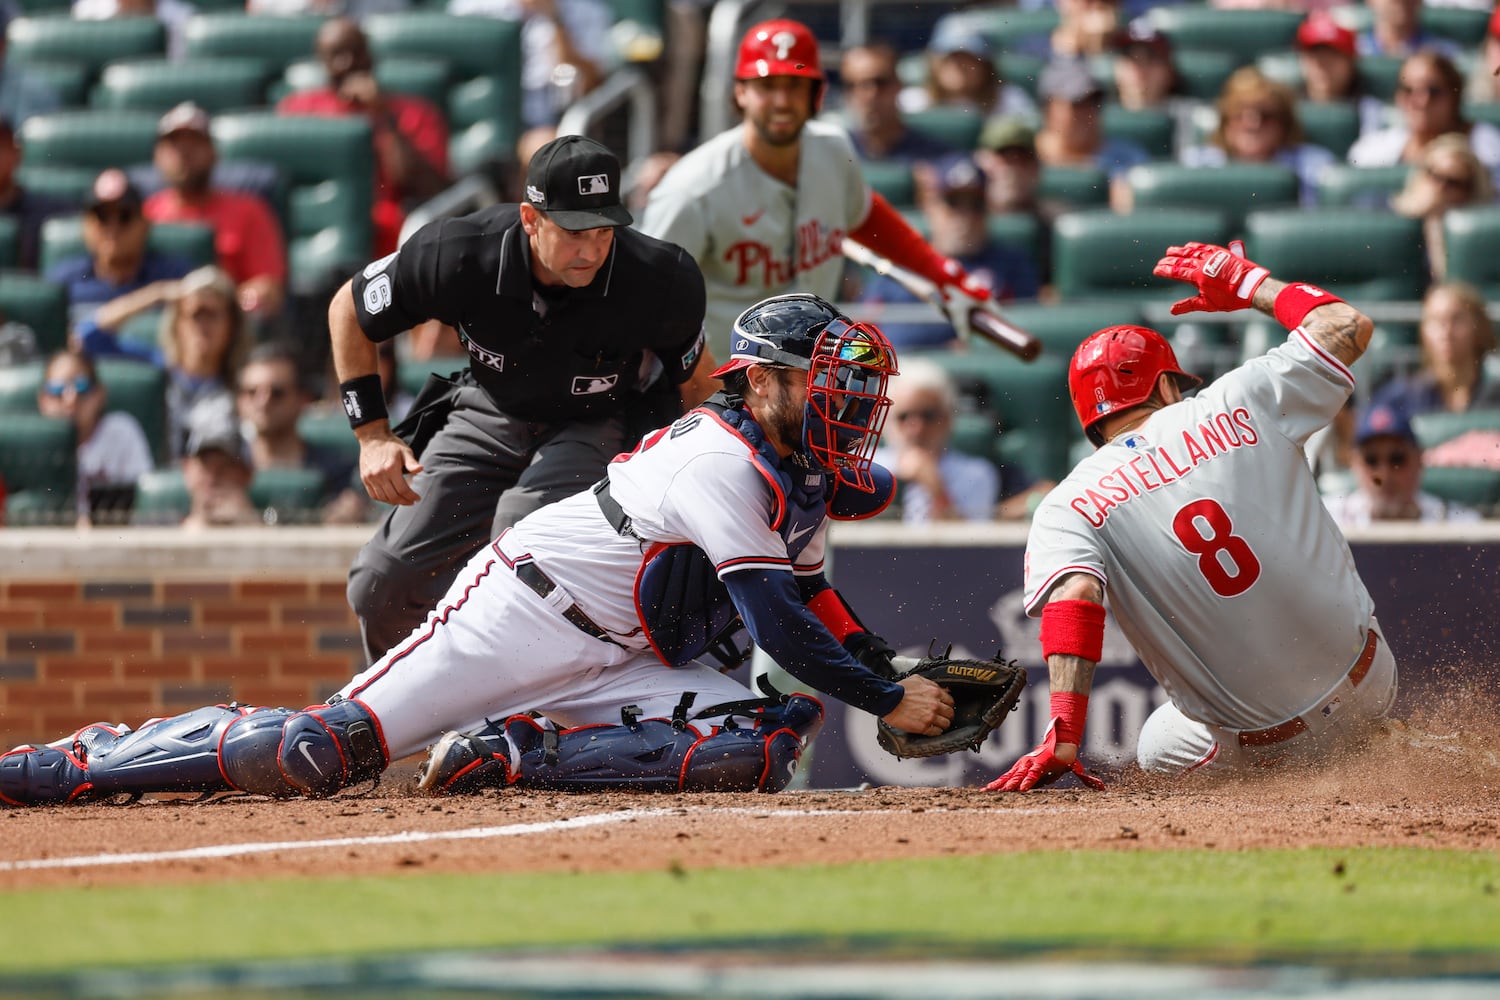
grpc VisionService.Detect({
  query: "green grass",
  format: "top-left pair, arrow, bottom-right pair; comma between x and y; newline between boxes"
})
3,848 -> 1498,974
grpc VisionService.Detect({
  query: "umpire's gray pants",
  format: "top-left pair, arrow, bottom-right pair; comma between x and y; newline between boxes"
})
347,378 -> 628,663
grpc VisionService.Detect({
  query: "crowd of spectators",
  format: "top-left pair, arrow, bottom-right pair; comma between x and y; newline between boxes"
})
1,0 -> 1499,529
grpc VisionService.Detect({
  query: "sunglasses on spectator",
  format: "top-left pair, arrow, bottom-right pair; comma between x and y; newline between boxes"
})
238,383 -> 293,401
1397,82 -> 1447,100
90,207 -> 139,226
894,408 -> 944,424
1361,448 -> 1412,470
43,375 -> 95,397
1426,167 -> 1473,193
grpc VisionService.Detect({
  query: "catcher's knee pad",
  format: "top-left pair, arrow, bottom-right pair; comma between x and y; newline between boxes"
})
0,744 -> 91,806
278,699 -> 388,797
219,707 -> 301,797
416,721 -> 511,797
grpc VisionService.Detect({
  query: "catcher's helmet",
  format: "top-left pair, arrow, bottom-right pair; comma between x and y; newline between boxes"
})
1069,324 -> 1202,446
711,294 -> 897,492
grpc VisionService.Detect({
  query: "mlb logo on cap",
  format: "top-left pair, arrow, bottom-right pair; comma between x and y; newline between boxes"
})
578,174 -> 610,196
523,134 -> 633,231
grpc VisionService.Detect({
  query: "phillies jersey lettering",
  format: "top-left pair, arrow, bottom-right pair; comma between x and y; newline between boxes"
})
723,218 -> 846,287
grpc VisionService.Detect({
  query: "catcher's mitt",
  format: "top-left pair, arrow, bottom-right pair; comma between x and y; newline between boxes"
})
877,654 -> 1026,759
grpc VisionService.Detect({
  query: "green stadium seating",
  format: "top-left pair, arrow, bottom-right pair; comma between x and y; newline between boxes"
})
6,16 -> 165,83
116,308 -> 165,355
1356,55 -> 1403,104
1296,100 -> 1362,160
1126,162 -> 1299,230
0,216 -> 18,270
1256,51 -> 1301,91
279,56 -> 453,111
1411,410 -> 1500,450
0,360 -> 42,412
1420,466 -> 1500,514
14,164 -> 95,208
211,112 -> 374,291
448,120 -> 510,177
1101,104 -> 1175,159
399,354 -> 466,397
182,14 -> 327,74
859,160 -> 914,207
1441,206 -> 1500,297
0,271 -> 69,354
0,413 -> 75,521
1350,321 -> 1421,389
999,52 -> 1046,101
1053,208 -> 1233,303
608,0 -> 666,58
967,6 -> 1060,48
92,58 -> 272,114
1243,209 -> 1428,301
132,467 -> 189,520
19,59 -> 90,107
992,302 -> 1144,358
96,358 -> 168,464
298,409 -> 360,466
250,466 -> 326,521
1172,48 -> 1238,102
18,109 -> 160,171
1315,163 -> 1413,209
906,105 -> 984,151
1144,7 -> 1302,67
38,217 -> 216,275
1037,165 -> 1110,209
1467,103 -> 1500,131
986,213 -> 1040,263
1421,7 -> 1492,47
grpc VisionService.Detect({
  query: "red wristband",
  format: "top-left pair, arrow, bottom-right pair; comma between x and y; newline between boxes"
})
1039,599 -> 1106,662
1051,692 -> 1089,746
1273,283 -> 1343,331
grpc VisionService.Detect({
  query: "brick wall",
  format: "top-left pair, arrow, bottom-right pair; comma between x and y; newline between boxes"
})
0,527 -> 371,749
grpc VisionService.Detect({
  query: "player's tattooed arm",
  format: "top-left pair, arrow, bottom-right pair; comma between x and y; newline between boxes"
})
1044,573 -> 1103,696
1251,276 -> 1374,369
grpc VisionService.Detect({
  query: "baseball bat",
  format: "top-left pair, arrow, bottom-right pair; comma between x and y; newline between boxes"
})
841,240 -> 1042,362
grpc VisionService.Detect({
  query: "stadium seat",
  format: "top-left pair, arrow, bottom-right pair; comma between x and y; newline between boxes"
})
448,119 -> 510,178
1411,410 -> 1500,451
18,109 -> 160,172
905,105 -> 984,151
607,0 -> 667,61
1053,208 -> 1232,303
399,354 -> 467,397
1295,101 -> 1361,161
92,58 -> 272,114
1037,165 -> 1110,209
1441,206 -> 1500,297
250,466 -> 325,521
39,217 -> 216,275
993,302 -> 1144,358
1420,466 -> 1500,514
5,16 -> 165,83
182,14 -> 327,75
999,52 -> 1046,101
0,413 -> 75,521
986,213 -> 1040,262
298,409 -> 360,466
1243,209 -> 1427,301
1101,104 -> 1174,159
0,360 -> 42,412
1420,7 -> 1491,47
967,6 -> 1060,49
14,164 -> 96,208
860,160 -> 914,207
20,60 -> 90,107
116,309 -> 165,356
132,467 -> 189,520
1126,162 -> 1299,230
96,358 -> 168,465
0,272 -> 69,354
1169,48 -> 1239,102
211,112 -> 374,292
0,216 -> 18,270
1145,7 -> 1302,67
1356,56 -> 1403,104
279,56 -> 452,110
1466,103 -> 1500,131
1256,51 -> 1301,91
1315,164 -> 1413,209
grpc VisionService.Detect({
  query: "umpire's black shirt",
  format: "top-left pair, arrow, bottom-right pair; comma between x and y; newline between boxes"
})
350,204 -> 707,424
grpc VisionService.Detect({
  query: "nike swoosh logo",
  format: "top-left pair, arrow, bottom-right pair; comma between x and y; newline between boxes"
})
296,740 -> 323,775
786,522 -> 817,547
741,209 -> 764,226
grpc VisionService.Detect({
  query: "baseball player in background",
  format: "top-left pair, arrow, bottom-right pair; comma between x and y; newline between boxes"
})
990,240 -> 1400,791
1,295 -> 956,806
640,17 -> 994,361
335,134 -> 717,663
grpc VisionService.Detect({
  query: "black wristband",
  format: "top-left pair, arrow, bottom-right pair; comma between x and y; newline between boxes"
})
339,374 -> 388,429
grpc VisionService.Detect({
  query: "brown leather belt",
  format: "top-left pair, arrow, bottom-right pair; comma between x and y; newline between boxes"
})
1237,631 -> 1379,749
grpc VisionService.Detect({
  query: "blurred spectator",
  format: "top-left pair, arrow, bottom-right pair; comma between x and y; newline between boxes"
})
1180,67 -> 1336,205
1370,281 -> 1500,418
1034,58 -> 1148,212
1390,133 -> 1496,283
235,341 -> 362,522
874,356 -> 1050,523
448,0 -> 614,129
277,17 -> 450,257
922,18 -> 1038,125
1358,0 -> 1463,60
513,124 -> 558,199
860,153 -> 1038,351
0,116 -> 69,270
1296,11 -> 1386,139
178,418 -> 260,529
0,9 -> 61,127
974,118 -> 1059,287
72,0 -> 194,61
35,347 -> 154,526
839,41 -> 953,162
1349,51 -> 1500,188
48,169 -> 194,333
144,103 -> 287,321
1110,18 -> 1180,111
377,338 -> 413,426
623,149 -> 680,215
1307,396 -> 1358,496
1322,402 -> 1480,525
1464,8 -> 1500,106
249,0 -> 409,14
1049,0 -> 1124,59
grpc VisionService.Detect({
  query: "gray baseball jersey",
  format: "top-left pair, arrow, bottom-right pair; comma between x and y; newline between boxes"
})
639,120 -> 870,350
1024,330 -> 1375,731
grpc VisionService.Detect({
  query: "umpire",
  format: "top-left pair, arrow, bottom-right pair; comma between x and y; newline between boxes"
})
331,135 -> 715,661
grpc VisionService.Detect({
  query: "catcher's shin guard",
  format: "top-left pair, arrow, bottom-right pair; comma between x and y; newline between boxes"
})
0,705 -> 297,806
277,698 -> 388,797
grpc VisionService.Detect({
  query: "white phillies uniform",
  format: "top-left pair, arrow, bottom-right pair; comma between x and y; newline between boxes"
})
1024,330 -> 1398,773
640,120 -> 870,355
333,409 -> 825,760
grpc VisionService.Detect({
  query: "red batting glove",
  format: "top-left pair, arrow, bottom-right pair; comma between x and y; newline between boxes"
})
1152,240 -> 1269,316
984,720 -> 1107,793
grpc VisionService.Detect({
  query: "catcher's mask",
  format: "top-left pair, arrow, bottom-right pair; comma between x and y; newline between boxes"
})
711,293 -> 898,492
1069,324 -> 1201,446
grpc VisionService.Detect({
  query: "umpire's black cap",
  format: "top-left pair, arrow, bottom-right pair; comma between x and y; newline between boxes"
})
523,135 -> 633,231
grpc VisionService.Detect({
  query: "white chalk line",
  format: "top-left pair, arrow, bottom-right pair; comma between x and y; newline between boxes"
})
0,804 -> 1038,873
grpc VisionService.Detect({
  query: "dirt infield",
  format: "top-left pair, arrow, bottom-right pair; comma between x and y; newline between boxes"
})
4,716 -> 1498,891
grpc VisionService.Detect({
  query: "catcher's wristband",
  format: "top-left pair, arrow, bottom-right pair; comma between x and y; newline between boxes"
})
1273,283 -> 1343,331
339,374 -> 388,429
1051,692 -> 1089,746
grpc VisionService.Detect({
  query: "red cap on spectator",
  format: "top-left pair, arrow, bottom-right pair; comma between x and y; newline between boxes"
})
1297,12 -> 1356,58
1491,6 -> 1500,39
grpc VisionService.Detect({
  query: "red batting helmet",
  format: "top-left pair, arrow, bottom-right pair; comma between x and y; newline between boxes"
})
1069,325 -> 1202,446
736,19 -> 823,83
